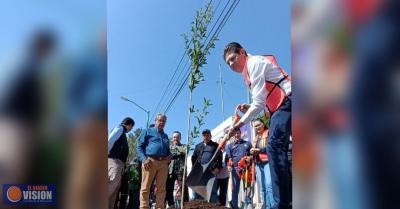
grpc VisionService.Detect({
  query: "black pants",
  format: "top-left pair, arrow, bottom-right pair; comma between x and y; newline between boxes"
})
165,173 -> 177,206
165,173 -> 189,207
115,171 -> 129,209
216,177 -> 229,205
127,189 -> 140,209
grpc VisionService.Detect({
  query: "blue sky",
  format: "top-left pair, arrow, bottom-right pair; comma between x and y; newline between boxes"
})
108,0 -> 291,144
0,0 -> 105,88
0,0 -> 105,55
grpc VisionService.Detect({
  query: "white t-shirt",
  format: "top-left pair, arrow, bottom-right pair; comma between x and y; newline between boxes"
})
239,55 -> 291,124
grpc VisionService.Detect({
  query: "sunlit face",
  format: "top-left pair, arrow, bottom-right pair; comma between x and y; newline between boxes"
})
225,49 -> 246,73
172,132 -> 181,144
253,121 -> 265,134
155,115 -> 167,130
202,132 -> 212,143
126,124 -> 133,132
234,130 -> 241,140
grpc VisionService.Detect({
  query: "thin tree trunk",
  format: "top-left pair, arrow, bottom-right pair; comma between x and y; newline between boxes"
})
181,81 -> 194,209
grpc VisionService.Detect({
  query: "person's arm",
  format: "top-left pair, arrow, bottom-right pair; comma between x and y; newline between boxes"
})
238,60 -> 271,125
225,144 -> 231,162
177,145 -> 186,159
210,143 -> 222,173
108,126 -> 123,154
136,129 -> 148,162
247,141 -> 253,154
191,145 -> 198,165
166,135 -> 172,157
180,145 -> 187,156
216,148 -> 223,169
225,144 -> 233,171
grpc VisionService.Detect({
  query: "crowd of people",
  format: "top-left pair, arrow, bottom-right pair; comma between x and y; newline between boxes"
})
108,42 -> 292,209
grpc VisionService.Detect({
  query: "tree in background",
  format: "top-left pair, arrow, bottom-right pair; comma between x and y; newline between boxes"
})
181,2 -> 218,207
126,128 -> 142,164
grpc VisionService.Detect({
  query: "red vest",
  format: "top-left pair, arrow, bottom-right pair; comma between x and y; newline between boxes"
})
253,129 -> 269,162
242,55 -> 291,113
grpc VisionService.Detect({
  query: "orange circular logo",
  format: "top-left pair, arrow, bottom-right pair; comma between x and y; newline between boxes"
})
7,186 -> 22,202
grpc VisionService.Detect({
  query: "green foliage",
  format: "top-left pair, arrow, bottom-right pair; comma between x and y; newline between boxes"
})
181,3 -> 219,207
257,114 -> 270,129
188,98 -> 212,150
183,2 -> 218,92
125,128 -> 143,191
183,2 -> 218,152
127,165 -> 140,191
189,105 -> 195,113
126,128 -> 142,165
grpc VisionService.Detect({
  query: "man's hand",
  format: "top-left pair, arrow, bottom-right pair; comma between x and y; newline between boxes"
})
165,156 -> 172,163
227,121 -> 245,138
250,148 -> 261,154
227,127 -> 236,138
236,103 -> 250,113
142,158 -> 152,171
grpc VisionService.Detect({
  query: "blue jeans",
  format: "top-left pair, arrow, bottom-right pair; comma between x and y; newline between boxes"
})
174,197 -> 181,209
231,168 -> 253,209
209,180 -> 218,203
231,168 -> 241,209
257,162 -> 275,209
267,95 -> 291,209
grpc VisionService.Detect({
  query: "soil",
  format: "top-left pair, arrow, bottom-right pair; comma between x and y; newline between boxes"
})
169,200 -> 229,209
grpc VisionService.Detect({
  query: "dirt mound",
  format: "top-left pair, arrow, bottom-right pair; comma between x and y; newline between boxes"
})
170,200 -> 229,209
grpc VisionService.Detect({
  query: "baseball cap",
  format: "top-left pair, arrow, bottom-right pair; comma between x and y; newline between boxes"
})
202,129 -> 211,134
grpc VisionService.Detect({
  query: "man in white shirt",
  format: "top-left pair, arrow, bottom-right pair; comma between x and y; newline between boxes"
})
223,42 -> 292,209
108,117 -> 134,209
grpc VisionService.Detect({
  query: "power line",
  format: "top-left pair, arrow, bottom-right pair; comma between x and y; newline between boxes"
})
161,60 -> 191,114
150,0 -> 217,119
164,69 -> 191,113
203,0 -> 232,45
150,42 -> 190,119
158,0 -> 225,115
163,0 -> 241,114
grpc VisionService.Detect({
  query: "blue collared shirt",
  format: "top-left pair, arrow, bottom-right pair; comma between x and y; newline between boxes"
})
136,127 -> 171,162
225,139 -> 252,167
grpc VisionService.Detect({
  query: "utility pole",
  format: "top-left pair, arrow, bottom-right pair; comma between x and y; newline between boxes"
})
120,96 -> 150,128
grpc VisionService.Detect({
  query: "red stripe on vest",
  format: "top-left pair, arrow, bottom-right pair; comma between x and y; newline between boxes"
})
256,129 -> 269,162
242,55 -> 290,113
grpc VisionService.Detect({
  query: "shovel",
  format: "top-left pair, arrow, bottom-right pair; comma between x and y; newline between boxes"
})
186,133 -> 229,201
187,108 -> 241,201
